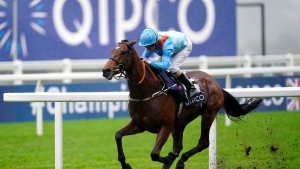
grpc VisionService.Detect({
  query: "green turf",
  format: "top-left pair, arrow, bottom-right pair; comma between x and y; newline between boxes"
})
0,111 -> 299,169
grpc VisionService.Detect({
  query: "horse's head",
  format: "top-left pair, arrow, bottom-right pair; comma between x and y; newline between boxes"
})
102,39 -> 138,80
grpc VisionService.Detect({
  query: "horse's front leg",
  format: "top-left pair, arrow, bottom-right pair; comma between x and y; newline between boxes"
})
150,126 -> 172,165
162,126 -> 185,169
116,120 -> 144,169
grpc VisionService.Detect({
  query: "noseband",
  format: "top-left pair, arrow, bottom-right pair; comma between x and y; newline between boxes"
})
109,40 -> 158,86
109,40 -> 164,101
109,40 -> 146,84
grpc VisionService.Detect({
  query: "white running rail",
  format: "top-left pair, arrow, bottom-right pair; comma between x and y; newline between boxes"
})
0,54 -> 300,84
0,66 -> 299,84
3,87 -> 300,169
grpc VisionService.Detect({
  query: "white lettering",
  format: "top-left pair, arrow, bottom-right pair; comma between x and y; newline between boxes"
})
102,102 -> 107,112
99,0 -> 109,45
108,102 -> 121,119
50,1 -> 218,47
115,0 -> 142,42
262,85 -> 273,106
144,0 -> 159,30
89,102 -> 94,113
53,0 -> 93,45
184,94 -> 204,106
178,0 -> 215,44
69,102 -> 74,114
272,84 -> 284,106
95,102 -> 101,112
235,84 -> 284,107
121,83 -> 128,111
75,102 -> 87,114
29,84 -> 130,118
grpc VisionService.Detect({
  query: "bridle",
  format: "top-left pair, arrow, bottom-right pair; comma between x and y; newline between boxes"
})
109,40 -> 148,85
109,40 -> 166,101
108,40 -> 133,81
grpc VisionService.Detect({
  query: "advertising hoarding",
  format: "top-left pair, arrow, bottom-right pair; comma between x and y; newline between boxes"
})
0,0 -> 236,61
1,76 -> 299,123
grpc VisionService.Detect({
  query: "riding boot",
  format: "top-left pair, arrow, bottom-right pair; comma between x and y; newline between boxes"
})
177,72 -> 196,98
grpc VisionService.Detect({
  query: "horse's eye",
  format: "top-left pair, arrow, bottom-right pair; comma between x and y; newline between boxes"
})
121,51 -> 126,56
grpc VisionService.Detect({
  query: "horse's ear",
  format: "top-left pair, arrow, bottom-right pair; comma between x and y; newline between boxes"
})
129,39 -> 138,47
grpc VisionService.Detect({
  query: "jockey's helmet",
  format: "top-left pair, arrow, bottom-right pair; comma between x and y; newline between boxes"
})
138,28 -> 157,46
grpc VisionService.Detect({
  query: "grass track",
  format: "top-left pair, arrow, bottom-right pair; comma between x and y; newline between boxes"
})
0,111 -> 299,169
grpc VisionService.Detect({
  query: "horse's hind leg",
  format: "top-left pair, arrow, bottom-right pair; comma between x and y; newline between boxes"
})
115,120 -> 144,169
175,112 -> 216,169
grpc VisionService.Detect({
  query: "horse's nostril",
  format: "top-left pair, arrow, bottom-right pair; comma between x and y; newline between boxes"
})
102,68 -> 111,77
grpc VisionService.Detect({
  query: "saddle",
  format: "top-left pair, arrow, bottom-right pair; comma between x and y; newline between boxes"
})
153,69 -> 205,108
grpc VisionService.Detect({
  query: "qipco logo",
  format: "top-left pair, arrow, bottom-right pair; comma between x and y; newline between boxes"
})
52,0 -> 216,47
236,84 -> 285,107
178,0 -> 215,44
53,0 -> 93,46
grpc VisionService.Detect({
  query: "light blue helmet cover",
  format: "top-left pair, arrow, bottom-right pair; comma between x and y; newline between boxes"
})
138,28 -> 157,46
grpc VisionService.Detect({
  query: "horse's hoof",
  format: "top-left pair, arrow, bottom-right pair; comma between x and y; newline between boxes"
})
123,163 -> 132,169
162,164 -> 170,169
175,164 -> 185,169
176,166 -> 185,169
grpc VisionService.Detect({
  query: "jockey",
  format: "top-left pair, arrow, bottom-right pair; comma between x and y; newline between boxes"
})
139,28 -> 196,98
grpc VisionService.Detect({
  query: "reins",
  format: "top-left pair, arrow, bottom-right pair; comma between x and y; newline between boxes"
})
143,61 -> 158,82
128,60 -> 165,102
137,61 -> 146,84
110,40 -> 166,102
109,43 -> 158,85
126,59 -> 159,85
129,74 -> 167,102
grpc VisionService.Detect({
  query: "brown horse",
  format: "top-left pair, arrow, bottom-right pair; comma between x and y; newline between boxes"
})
102,40 -> 263,169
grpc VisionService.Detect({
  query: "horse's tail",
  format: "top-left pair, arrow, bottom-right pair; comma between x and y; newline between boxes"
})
221,89 -> 263,121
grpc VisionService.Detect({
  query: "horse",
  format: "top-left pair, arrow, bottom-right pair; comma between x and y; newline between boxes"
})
102,39 -> 263,169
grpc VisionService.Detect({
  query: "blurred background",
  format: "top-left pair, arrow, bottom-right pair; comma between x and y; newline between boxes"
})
1,0 -> 299,60
237,0 -> 300,55
0,0 -> 299,123
0,1 -> 300,168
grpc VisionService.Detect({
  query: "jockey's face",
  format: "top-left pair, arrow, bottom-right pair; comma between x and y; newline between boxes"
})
145,43 -> 155,52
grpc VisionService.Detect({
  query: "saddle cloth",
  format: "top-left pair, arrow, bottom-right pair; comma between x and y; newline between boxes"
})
156,70 -> 205,108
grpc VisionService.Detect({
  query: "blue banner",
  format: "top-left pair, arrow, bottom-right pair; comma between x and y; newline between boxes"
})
1,76 -> 299,123
0,0 -> 236,61
0,80 -> 130,122
234,76 -> 300,111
